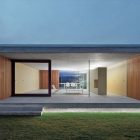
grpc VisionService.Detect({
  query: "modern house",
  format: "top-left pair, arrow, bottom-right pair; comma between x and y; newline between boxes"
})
0,1 -> 140,115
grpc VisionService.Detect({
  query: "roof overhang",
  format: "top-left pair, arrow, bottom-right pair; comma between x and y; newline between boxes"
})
0,44 -> 140,53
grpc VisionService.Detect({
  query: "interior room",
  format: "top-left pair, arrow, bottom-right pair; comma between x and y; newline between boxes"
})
15,62 -> 50,95
89,59 -> 127,97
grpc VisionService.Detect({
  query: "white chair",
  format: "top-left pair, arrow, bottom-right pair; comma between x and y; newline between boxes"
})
65,82 -> 70,93
52,84 -> 56,89
65,82 -> 70,88
71,82 -> 77,89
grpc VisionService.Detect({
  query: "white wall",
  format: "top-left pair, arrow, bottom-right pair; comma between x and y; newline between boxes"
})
107,61 -> 127,96
15,63 -> 39,93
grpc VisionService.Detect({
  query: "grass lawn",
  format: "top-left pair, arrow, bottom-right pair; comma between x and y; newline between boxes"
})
0,113 -> 140,140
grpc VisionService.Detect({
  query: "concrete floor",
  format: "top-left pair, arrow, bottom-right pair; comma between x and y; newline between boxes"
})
16,89 -> 88,95
0,94 -> 140,104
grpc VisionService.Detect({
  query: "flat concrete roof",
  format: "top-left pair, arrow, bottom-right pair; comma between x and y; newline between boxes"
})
0,44 -> 140,53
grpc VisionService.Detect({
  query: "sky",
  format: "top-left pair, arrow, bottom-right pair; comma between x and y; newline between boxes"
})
0,0 -> 140,44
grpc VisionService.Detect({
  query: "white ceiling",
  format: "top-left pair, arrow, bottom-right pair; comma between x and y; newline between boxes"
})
1,53 -> 138,71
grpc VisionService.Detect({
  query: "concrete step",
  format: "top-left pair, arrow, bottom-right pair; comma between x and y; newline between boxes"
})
0,103 -> 140,115
43,103 -> 140,108
0,104 -> 43,116
0,105 -> 42,111
0,111 -> 41,116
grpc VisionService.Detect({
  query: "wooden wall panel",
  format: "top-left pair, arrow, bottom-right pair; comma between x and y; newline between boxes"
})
39,70 -> 48,89
40,70 -> 59,89
127,56 -> 140,100
0,56 -> 11,99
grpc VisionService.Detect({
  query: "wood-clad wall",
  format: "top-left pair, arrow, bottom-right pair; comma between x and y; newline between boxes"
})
127,56 -> 140,100
40,70 -> 59,89
39,70 -> 48,89
0,56 -> 11,99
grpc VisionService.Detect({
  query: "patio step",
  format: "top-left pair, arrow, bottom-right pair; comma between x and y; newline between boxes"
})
43,103 -> 140,108
0,103 -> 140,115
43,103 -> 140,113
0,104 -> 43,116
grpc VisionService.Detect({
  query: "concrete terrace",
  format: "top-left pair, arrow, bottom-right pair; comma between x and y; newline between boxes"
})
0,95 -> 140,104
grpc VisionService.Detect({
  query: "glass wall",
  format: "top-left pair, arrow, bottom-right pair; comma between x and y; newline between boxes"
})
59,71 -> 87,89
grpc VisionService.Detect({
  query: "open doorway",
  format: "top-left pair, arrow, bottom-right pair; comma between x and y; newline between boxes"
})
51,59 -> 89,95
